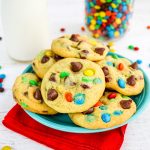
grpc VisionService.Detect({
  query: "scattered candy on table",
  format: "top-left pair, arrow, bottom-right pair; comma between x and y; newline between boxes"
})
128,45 -> 139,51
60,28 -> 65,32
81,26 -> 86,31
85,0 -> 133,39
136,59 -> 142,64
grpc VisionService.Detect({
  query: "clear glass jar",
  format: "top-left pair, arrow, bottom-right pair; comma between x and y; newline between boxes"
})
85,0 -> 133,39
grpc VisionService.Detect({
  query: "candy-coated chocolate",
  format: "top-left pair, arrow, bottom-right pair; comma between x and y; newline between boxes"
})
118,78 -> 126,88
101,113 -> 111,123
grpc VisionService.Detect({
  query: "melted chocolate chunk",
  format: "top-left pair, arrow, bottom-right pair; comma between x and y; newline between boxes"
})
53,54 -> 63,61
24,91 -> 28,96
102,66 -> 109,76
70,34 -> 79,42
82,107 -> 94,114
49,73 -> 56,82
71,62 -> 83,72
127,75 -> 136,86
41,55 -> 49,63
120,100 -> 132,109
80,84 -> 90,89
105,77 -> 112,82
47,89 -> 58,101
130,62 -> 138,69
34,88 -> 43,100
95,47 -> 105,55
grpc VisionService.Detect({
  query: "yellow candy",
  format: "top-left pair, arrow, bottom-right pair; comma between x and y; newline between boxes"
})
100,0 -> 106,3
91,19 -> 96,25
89,25 -> 95,31
111,3 -> 117,8
94,13 -> 99,17
45,51 -> 52,57
102,19 -> 107,23
110,49 -> 116,53
99,11 -> 106,18
93,33 -> 100,38
114,31 -> 120,37
83,69 -> 95,76
88,39 -> 97,46
116,18 -> 121,24
1,146 -> 12,150
94,5 -> 100,9
108,41 -> 114,47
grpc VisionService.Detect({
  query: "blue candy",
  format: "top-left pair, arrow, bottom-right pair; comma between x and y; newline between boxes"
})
136,59 -> 142,64
119,28 -> 124,35
97,20 -> 102,25
74,93 -> 85,105
0,74 -> 6,79
122,5 -> 128,12
93,78 -> 102,84
107,31 -> 114,38
117,13 -> 123,18
101,113 -> 111,123
106,61 -> 113,66
113,110 -> 123,116
0,83 -> 2,88
118,78 -> 126,88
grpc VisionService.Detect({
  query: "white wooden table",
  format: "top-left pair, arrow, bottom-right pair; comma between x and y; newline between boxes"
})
0,0 -> 150,149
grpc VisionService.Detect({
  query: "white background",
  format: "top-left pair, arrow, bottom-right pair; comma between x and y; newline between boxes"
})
0,0 -> 150,149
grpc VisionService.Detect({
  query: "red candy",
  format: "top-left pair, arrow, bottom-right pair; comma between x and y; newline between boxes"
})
108,93 -> 117,99
60,28 -> 65,32
147,26 -> 150,29
134,47 -> 139,51
65,92 -> 73,102
118,63 -> 124,71
94,101 -> 102,107
0,78 -> 3,83
81,26 -> 85,31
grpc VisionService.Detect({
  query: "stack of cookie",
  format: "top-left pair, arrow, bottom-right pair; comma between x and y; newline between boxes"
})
12,34 -> 144,129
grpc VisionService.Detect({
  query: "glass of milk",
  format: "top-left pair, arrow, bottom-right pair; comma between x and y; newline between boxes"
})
1,0 -> 50,61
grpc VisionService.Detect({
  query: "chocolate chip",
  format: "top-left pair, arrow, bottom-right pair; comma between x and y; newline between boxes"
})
34,88 -> 43,100
130,62 -> 138,69
79,55 -> 86,59
105,77 -> 112,82
81,50 -> 89,54
0,87 -> 4,92
53,54 -> 63,61
24,91 -> 28,96
32,62 -> 35,66
70,34 -> 79,42
41,55 -> 49,63
120,100 -> 132,109
80,84 -> 90,89
95,47 -> 105,55
71,62 -> 83,72
47,89 -> 58,101
127,75 -> 136,86
102,66 -> 109,76
49,73 -> 56,82
82,107 -> 94,114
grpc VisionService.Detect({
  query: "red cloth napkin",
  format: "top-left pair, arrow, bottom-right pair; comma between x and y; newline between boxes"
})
2,104 -> 127,150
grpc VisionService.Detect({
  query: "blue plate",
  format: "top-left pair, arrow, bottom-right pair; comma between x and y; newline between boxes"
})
24,52 -> 150,133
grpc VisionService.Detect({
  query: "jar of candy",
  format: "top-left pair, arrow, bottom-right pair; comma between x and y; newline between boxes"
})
85,0 -> 133,39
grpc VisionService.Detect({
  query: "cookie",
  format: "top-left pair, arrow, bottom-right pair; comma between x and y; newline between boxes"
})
51,34 -> 109,61
41,58 -> 105,113
97,55 -> 144,96
32,49 -> 63,78
12,73 -> 57,115
69,92 -> 136,129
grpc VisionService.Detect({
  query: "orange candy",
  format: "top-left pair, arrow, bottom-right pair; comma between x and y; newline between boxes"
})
65,92 -> 73,102
94,101 -> 103,107
118,63 -> 124,70
106,11 -> 111,16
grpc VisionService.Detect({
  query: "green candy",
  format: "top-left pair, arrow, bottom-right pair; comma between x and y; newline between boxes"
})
95,24 -> 100,30
128,45 -> 134,50
82,77 -> 92,83
110,98 -> 116,102
86,114 -> 96,122
60,72 -> 70,78
89,2 -> 94,7
29,80 -> 38,86
20,102 -> 28,108
112,54 -> 119,59
121,95 -> 130,99
22,77 -> 28,83
106,0 -> 112,2
93,78 -> 102,84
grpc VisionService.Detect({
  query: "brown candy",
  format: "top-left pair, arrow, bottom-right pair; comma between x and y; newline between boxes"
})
70,34 -> 79,42
49,73 -> 56,82
102,66 -> 109,76
47,89 -> 58,101
41,55 -> 49,63
95,47 -> 105,55
105,77 -> 112,82
53,54 -> 63,61
80,84 -> 90,89
34,88 -> 43,100
82,107 -> 94,115
71,62 -> 83,72
130,62 -> 138,69
127,75 -> 136,86
120,100 -> 132,109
